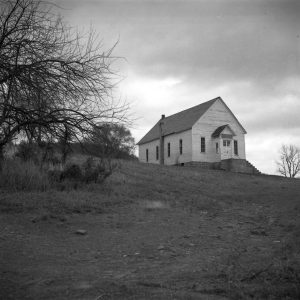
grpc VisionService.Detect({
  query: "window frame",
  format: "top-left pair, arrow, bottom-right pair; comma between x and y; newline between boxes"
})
234,140 -> 238,155
146,149 -> 149,162
167,142 -> 170,157
223,140 -> 230,147
179,139 -> 183,155
201,137 -> 206,153
156,145 -> 159,160
216,142 -> 219,154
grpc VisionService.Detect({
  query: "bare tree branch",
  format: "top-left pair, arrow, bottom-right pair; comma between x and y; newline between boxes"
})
276,144 -> 300,178
0,0 -> 129,161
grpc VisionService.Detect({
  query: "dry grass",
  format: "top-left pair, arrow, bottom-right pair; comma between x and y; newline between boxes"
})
0,159 -> 50,192
1,159 -> 300,299
0,155 -> 116,193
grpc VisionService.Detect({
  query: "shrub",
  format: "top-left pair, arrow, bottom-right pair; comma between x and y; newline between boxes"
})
59,164 -> 83,182
81,156 -> 105,183
0,156 -> 117,192
0,159 -> 50,191
82,156 -> 96,171
14,141 -> 40,163
47,169 -> 62,183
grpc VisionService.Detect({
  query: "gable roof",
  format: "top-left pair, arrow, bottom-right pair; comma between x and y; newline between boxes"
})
211,124 -> 236,138
137,97 -> 219,145
137,96 -> 246,145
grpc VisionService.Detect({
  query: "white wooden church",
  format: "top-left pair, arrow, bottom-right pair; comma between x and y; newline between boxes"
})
137,97 -> 259,173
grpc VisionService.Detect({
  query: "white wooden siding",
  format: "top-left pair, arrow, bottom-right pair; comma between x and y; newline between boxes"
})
138,98 -> 246,165
192,98 -> 246,162
138,130 -> 192,165
138,139 -> 160,164
222,127 -> 234,135
163,130 -> 192,165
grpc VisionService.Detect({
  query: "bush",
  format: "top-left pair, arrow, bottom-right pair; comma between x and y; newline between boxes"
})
60,164 -> 83,182
82,157 -> 98,183
14,141 -> 40,163
0,159 -> 50,191
81,157 -> 108,183
0,156 -> 116,192
14,141 -> 62,168
47,169 -> 62,183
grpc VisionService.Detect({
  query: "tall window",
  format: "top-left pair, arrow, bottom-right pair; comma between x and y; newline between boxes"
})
156,146 -> 159,160
234,140 -> 238,155
216,142 -> 219,154
146,149 -> 149,162
179,139 -> 183,154
201,137 -> 206,153
167,143 -> 170,157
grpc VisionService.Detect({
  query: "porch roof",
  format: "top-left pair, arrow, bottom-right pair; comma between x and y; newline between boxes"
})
211,124 -> 236,138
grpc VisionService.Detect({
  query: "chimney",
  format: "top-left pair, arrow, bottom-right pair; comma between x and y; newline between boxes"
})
159,115 -> 165,165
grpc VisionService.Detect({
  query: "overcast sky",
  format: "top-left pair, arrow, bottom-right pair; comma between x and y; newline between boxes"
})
57,0 -> 299,174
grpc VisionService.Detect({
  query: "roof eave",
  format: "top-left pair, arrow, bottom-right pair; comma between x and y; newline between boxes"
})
137,137 -> 159,146
137,128 -> 192,145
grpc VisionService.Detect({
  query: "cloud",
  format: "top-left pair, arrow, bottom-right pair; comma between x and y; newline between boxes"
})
61,0 -> 299,88
57,0 -> 300,174
247,129 -> 300,174
130,13 -> 297,85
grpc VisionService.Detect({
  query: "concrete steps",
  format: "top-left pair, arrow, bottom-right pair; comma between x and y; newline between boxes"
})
245,160 -> 261,175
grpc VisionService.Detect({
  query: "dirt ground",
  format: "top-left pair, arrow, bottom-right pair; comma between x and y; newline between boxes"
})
1,162 -> 300,299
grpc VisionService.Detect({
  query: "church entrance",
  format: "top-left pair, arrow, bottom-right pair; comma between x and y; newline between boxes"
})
221,139 -> 232,160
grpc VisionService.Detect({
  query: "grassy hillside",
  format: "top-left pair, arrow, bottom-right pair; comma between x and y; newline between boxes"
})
1,160 -> 300,299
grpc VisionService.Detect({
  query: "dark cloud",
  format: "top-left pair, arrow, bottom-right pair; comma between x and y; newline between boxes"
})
60,0 -> 299,86
121,3 -> 298,84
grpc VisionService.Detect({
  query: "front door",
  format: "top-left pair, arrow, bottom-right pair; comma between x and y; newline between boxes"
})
221,139 -> 232,160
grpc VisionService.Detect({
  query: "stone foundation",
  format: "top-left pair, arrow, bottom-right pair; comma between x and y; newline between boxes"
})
177,159 -> 260,174
183,161 -> 214,169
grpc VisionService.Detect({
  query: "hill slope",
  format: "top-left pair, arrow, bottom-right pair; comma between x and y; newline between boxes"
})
1,160 -> 300,299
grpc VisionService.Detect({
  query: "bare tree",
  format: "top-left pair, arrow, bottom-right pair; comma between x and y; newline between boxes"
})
276,144 -> 300,178
0,0 -> 128,165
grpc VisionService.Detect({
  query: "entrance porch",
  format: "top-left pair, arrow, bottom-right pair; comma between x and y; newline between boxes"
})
211,124 -> 237,161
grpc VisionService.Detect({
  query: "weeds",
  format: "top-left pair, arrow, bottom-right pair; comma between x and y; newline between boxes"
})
1,158 -> 300,299
217,242 -> 300,299
0,190 -> 107,215
0,155 -> 116,192
0,159 -> 50,192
